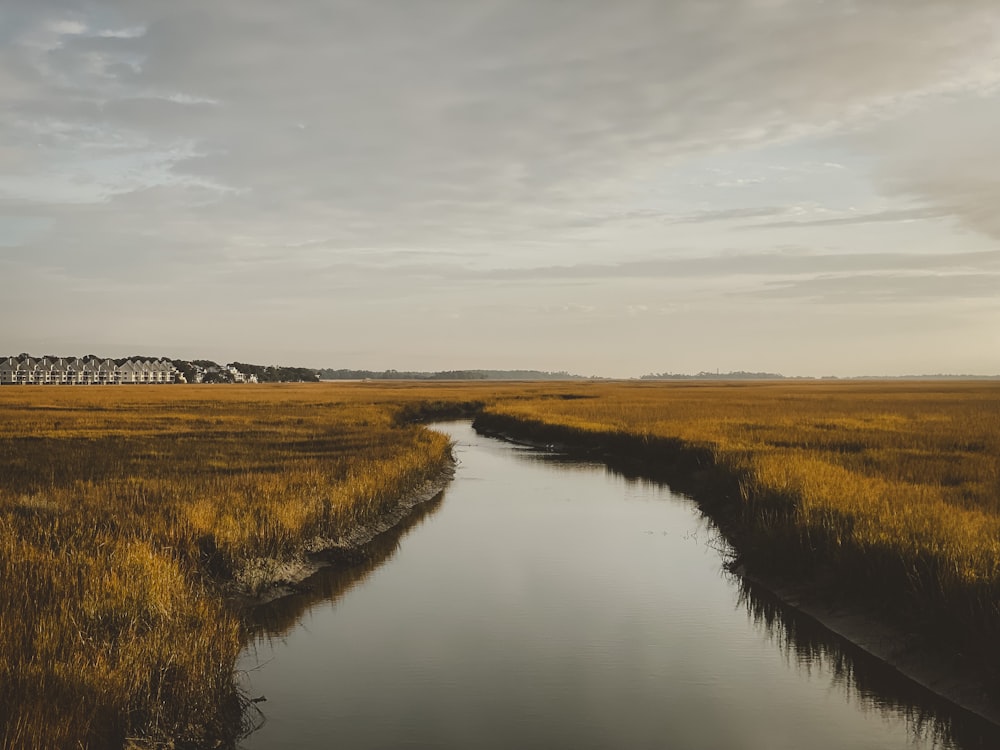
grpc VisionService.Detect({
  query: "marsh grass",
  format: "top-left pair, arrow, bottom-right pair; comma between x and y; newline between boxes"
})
5,379 -> 999,746
0,383 -> 476,749
480,381 -> 1000,664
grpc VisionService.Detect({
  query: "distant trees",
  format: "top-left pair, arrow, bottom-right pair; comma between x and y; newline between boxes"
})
200,369 -> 231,384
314,368 -> 586,381
640,371 -> 788,380
171,360 -> 203,384
229,362 -> 319,383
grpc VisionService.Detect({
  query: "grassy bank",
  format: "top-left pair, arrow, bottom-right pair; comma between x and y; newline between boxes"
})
0,383 -> 469,749
475,381 -> 1000,679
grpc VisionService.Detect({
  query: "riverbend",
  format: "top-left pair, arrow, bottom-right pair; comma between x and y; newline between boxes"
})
238,421 -> 1000,749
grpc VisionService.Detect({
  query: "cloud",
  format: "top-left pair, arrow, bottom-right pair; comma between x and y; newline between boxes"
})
743,271 -> 1000,304
459,249 -> 1000,284
2,0 -> 1000,373
5,1 -> 1000,223
852,95 -> 1000,242
673,207 -> 788,224
752,206 -> 953,229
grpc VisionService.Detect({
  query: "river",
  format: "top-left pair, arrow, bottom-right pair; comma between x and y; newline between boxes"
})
237,421 -> 999,749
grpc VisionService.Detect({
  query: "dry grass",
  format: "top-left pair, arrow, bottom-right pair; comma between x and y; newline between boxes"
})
4,379 -> 999,746
480,381 -> 1000,652
0,383 -> 477,749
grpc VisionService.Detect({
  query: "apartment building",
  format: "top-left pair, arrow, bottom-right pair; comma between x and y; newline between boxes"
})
0,356 -> 179,385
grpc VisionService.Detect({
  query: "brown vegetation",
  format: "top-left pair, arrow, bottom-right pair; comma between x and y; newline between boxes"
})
0,383 -> 468,749
3,379 -> 999,746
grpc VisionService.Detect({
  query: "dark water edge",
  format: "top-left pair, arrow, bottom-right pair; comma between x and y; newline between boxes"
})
235,421 -> 1000,750
734,576 -> 1000,750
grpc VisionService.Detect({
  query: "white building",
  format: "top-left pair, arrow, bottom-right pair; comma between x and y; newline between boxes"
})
0,356 -> 178,385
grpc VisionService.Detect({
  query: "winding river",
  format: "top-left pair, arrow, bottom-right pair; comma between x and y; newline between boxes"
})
237,421 -> 999,749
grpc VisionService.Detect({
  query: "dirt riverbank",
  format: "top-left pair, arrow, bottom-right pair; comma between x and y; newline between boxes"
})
228,460 -> 456,607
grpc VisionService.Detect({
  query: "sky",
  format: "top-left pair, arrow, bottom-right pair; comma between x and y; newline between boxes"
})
2,1 -> 1000,378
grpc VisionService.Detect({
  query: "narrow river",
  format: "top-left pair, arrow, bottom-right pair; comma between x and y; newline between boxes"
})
237,421 -> 999,749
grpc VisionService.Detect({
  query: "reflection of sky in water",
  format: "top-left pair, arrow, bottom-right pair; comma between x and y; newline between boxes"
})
238,422 -> 999,750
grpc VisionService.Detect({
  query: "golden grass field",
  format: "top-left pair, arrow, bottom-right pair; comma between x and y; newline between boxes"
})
1,380 -> 999,747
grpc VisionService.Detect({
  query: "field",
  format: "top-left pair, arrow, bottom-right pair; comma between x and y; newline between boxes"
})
0,383 -> 487,749
1,380 -> 999,747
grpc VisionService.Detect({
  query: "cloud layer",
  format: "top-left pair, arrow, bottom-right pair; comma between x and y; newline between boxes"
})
3,1 -> 999,374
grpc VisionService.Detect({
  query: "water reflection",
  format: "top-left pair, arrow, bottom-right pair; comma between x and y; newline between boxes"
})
735,576 -> 999,750
507,436 -> 1000,750
244,491 -> 446,643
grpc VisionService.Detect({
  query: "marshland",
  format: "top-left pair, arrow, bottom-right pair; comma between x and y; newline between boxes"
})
476,380 -> 1000,658
0,383 -> 467,748
1,380 -> 999,748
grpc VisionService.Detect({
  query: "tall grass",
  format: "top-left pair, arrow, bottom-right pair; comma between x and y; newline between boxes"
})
479,381 -> 1000,661
0,383 -> 465,749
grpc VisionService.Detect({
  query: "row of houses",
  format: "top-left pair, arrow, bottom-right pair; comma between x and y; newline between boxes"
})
0,356 -> 180,385
190,363 -> 257,384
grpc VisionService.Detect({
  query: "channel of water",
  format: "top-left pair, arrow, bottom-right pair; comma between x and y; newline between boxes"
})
237,421 -> 1000,749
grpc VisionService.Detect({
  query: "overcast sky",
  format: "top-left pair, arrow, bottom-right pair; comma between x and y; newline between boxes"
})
3,1 -> 999,376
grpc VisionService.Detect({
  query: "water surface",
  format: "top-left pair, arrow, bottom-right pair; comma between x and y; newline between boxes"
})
238,421 -> 998,749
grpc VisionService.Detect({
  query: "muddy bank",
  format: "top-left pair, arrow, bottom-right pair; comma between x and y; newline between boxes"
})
472,411 -> 1000,729
227,460 -> 456,607
755,573 -> 1000,727
243,490 -> 448,643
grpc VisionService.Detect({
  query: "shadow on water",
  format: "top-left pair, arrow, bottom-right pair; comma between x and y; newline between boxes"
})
235,490 -> 448,742
243,490 -> 447,644
734,555 -> 1000,749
